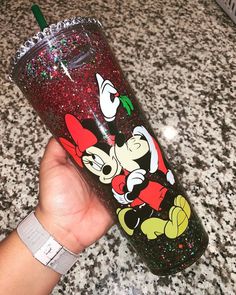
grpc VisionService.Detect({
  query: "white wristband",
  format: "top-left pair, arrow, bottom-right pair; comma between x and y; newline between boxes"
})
17,212 -> 79,275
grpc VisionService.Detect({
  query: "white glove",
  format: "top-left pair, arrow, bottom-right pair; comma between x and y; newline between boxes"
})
96,73 -> 120,122
112,189 -> 130,205
166,170 -> 175,185
126,169 -> 146,192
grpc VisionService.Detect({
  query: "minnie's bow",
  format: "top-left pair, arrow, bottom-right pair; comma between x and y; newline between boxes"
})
59,114 -> 98,167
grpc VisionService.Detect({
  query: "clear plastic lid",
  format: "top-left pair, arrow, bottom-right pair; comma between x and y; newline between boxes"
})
10,16 -> 102,79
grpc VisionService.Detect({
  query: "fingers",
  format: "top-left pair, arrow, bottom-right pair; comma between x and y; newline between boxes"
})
128,169 -> 146,180
166,170 -> 175,185
127,169 -> 146,192
102,82 -> 117,94
96,73 -> 116,94
127,178 -> 143,192
133,177 -> 144,184
96,73 -> 103,89
41,137 -> 67,166
136,169 -> 146,175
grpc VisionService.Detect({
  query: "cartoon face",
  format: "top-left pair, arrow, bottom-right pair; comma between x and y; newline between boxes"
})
82,146 -> 122,184
115,135 -> 149,172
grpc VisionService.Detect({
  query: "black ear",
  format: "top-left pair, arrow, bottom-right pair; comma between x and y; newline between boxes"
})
115,132 -> 126,147
82,119 -> 105,142
94,142 -> 111,155
135,151 -> 151,171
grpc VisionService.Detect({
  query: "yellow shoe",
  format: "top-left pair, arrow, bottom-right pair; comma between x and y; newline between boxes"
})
165,206 -> 189,239
116,208 -> 134,236
174,195 -> 191,218
140,218 -> 167,240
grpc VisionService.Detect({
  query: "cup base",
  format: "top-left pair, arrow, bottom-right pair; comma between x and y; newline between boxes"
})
148,234 -> 209,276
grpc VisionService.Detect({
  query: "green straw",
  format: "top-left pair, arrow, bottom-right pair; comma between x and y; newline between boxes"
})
31,4 -> 48,31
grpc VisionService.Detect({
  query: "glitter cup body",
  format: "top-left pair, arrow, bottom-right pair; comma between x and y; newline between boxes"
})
11,18 -> 208,275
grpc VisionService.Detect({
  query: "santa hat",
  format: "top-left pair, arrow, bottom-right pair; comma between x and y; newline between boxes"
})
59,114 -> 98,167
133,126 -> 168,174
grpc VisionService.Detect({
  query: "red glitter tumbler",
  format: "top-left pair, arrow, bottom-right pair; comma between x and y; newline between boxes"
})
11,17 -> 208,275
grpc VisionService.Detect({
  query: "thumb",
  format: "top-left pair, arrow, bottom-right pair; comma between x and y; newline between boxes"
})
113,96 -> 120,109
41,137 -> 68,167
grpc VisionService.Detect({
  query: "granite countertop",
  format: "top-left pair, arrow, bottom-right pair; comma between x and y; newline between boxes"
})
1,0 -> 236,294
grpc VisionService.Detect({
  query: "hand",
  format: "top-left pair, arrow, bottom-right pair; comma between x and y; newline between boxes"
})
96,73 -> 120,121
166,170 -> 175,185
126,169 -> 146,192
35,138 -> 114,254
112,189 -> 131,205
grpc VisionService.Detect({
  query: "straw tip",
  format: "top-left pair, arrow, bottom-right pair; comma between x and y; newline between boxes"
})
31,4 -> 39,12
31,4 -> 48,31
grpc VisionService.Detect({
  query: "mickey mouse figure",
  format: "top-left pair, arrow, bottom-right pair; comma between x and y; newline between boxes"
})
95,73 -> 191,239
59,73 -> 191,240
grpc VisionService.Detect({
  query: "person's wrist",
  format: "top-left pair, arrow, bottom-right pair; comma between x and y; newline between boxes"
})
34,207 -> 83,254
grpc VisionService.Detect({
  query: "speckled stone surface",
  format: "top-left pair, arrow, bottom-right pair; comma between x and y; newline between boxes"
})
1,0 -> 236,294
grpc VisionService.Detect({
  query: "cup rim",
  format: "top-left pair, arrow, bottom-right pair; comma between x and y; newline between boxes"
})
9,16 -> 102,81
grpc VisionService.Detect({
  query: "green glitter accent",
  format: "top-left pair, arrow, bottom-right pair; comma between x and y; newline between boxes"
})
61,60 -> 68,66
27,63 -> 33,75
50,45 -> 56,52
41,71 -> 48,78
119,95 -> 134,116
61,39 -> 67,45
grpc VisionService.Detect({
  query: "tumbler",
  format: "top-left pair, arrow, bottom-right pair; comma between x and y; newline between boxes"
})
10,16 -> 208,276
